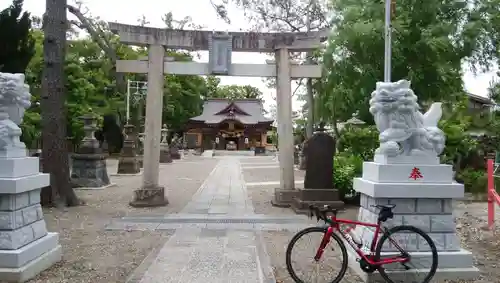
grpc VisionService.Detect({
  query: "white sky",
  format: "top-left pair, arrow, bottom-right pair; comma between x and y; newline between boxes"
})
3,0 -> 498,113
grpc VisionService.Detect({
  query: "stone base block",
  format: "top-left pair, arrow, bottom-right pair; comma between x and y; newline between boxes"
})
347,249 -> 479,282
291,188 -> 343,214
291,199 -> 344,215
354,178 -> 464,198
0,189 -> 41,211
374,154 -> 440,165
0,220 -> 47,250
0,243 -> 62,283
117,157 -> 140,174
159,150 -> 172,163
362,162 -> 453,183
70,159 -> 110,188
0,174 -> 50,195
74,183 -> 117,190
130,186 -> 169,207
0,157 -> 39,178
0,232 -> 59,268
271,189 -> 298,208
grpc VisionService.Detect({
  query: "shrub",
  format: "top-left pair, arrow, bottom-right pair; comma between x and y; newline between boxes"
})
337,126 -> 379,161
456,168 -> 500,195
333,153 -> 363,201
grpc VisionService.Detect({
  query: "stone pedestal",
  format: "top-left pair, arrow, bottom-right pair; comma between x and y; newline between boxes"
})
0,72 -> 61,282
71,114 -> 111,188
0,158 -> 62,282
117,124 -> 140,174
170,146 -> 181,160
348,158 -> 479,282
160,144 -> 172,163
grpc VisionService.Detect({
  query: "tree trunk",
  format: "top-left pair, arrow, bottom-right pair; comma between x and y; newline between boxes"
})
41,0 -> 80,207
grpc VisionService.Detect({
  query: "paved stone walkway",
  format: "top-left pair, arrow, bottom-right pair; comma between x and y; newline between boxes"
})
111,157 -> 309,283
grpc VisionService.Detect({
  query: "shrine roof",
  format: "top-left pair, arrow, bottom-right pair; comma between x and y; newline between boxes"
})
189,98 -> 274,125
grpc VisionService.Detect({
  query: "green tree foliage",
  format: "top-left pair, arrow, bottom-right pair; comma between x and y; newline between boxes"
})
213,84 -> 264,100
318,0 -> 487,125
0,0 -> 34,73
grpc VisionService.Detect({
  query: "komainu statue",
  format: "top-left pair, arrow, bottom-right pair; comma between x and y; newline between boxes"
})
369,79 -> 445,158
0,73 -> 31,152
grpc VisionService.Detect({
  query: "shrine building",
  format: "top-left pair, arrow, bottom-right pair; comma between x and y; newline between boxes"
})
184,98 -> 274,151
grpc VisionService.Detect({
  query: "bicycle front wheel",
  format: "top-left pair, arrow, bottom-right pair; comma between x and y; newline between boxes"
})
375,225 -> 438,283
286,227 -> 348,283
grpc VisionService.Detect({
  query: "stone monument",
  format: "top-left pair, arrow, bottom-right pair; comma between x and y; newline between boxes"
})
0,73 -> 62,281
70,114 -> 111,188
117,124 -> 140,174
159,125 -> 172,163
349,80 -> 479,281
170,133 -> 181,160
291,123 -> 343,214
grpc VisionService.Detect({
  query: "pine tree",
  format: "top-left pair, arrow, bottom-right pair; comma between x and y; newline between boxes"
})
0,0 -> 35,73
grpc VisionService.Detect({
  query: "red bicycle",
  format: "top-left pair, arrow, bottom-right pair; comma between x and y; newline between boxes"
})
286,204 -> 438,283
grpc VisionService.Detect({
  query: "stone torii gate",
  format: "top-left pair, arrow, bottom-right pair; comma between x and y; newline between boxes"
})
109,22 -> 326,207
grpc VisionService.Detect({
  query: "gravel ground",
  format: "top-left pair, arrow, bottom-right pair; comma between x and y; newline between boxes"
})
247,177 -> 499,283
27,158 -> 218,283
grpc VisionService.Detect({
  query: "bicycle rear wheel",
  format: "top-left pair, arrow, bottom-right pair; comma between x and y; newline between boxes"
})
374,225 -> 438,283
286,227 -> 348,283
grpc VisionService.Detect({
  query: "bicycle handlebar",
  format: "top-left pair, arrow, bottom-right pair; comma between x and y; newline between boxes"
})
308,205 -> 337,222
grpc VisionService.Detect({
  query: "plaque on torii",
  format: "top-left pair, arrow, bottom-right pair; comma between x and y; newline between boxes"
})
208,32 -> 232,75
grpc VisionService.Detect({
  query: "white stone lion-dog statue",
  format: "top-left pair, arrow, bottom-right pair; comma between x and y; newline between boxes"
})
0,73 -> 31,151
369,79 -> 445,158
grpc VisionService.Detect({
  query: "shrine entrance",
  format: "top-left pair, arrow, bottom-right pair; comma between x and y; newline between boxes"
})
110,22 -> 326,206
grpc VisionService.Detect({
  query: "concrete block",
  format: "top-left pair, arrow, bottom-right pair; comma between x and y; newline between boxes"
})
0,204 -> 43,230
402,215 -> 431,232
0,220 -> 47,250
430,215 -> 456,232
354,178 -> 464,198
0,174 -> 50,195
0,233 -> 59,268
362,162 -> 453,183
416,198 -> 444,214
389,199 -> 416,213
0,192 -> 30,211
0,158 -> 39,178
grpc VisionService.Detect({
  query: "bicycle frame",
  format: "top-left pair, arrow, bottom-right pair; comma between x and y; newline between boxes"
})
314,215 -> 409,266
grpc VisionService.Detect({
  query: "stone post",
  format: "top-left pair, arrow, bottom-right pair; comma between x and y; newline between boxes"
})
70,114 -> 111,188
130,45 -> 168,207
137,132 -> 144,168
272,47 -> 296,207
0,72 -> 61,281
117,124 -> 140,174
348,80 -> 479,282
159,125 -> 172,163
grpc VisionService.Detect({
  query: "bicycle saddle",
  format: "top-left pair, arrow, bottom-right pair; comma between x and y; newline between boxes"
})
371,204 -> 396,210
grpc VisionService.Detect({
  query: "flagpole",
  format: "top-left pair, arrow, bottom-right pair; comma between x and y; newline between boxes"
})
384,0 -> 392,82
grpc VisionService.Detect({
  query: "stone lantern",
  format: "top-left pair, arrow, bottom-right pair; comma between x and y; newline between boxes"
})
70,113 -> 111,188
117,124 -> 140,174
